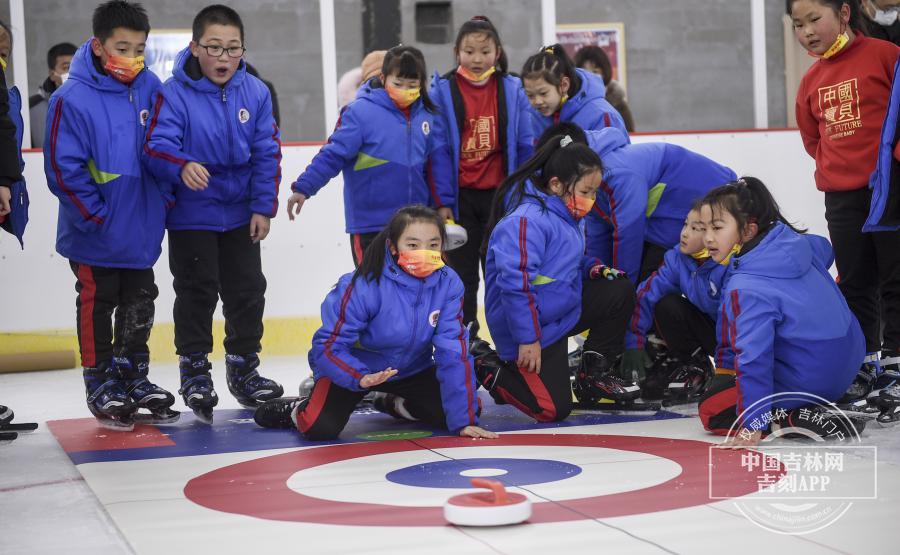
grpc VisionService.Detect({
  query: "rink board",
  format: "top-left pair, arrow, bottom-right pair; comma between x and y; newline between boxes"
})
46,395 -> 896,555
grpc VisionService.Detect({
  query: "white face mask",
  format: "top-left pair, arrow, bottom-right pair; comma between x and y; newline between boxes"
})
873,7 -> 900,26
59,72 -> 69,84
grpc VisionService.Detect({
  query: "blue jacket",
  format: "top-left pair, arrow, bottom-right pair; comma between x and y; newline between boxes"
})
44,40 -> 165,269
143,46 -> 281,231
485,184 -> 600,361
715,224 -> 863,431
626,247 -> 729,350
429,71 -> 534,213
2,86 -> 28,248
529,69 -> 629,142
584,128 -> 737,283
867,53 -> 900,231
292,80 -> 449,234
309,251 -> 478,433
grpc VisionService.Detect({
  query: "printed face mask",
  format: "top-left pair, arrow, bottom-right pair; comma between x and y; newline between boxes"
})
385,83 -> 420,109
565,194 -> 594,220
691,248 -> 711,260
397,249 -> 445,278
105,53 -> 144,84
819,31 -> 850,59
719,243 -> 742,266
457,65 -> 496,83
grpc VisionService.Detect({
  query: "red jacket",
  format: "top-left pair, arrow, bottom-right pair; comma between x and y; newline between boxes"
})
796,35 -> 899,192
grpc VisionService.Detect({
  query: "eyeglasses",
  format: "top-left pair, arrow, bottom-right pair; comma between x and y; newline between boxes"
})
197,44 -> 246,58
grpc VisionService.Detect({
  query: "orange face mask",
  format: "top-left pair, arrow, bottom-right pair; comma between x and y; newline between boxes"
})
385,83 -> 420,109
457,65 -> 496,83
105,53 -> 144,84
397,249 -> 445,278
565,194 -> 594,220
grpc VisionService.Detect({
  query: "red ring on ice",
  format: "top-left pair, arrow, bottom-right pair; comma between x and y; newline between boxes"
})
184,434 -> 765,526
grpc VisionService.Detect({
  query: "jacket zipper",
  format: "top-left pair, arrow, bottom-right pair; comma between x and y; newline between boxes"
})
222,86 -> 233,230
402,280 -> 425,367
406,115 -> 412,204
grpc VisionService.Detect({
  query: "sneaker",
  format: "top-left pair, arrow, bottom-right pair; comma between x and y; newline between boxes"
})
254,397 -> 303,429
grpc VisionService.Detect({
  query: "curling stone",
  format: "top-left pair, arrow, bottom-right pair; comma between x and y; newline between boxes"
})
443,478 -> 531,526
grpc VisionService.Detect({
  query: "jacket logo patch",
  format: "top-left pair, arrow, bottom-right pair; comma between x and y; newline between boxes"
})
139,109 -> 150,126
239,108 -> 250,123
422,121 -> 430,135
429,310 -> 440,327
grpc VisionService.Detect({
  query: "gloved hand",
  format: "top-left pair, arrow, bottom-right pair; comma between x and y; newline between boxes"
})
619,348 -> 652,382
590,264 -> 627,281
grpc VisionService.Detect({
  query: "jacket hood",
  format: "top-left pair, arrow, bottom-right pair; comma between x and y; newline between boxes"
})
518,180 -> 578,227
69,38 -> 152,93
561,68 -> 607,118
173,45 -> 246,92
585,127 -> 629,157
731,222 -> 830,278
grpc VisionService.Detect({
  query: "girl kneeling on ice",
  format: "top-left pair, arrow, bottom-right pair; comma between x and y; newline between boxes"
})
254,206 -> 496,440
697,178 -> 864,446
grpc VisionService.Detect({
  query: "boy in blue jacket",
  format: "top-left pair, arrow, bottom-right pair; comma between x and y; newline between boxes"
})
255,206 -> 496,440
143,5 -> 283,423
540,123 -> 736,284
620,203 -> 728,400
44,1 -> 175,430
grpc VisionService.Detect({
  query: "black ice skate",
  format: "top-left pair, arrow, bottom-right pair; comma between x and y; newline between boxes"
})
84,364 -> 137,431
225,354 -> 284,408
0,404 -> 37,442
663,350 -> 714,406
875,384 -> 900,427
573,351 -> 654,411
254,396 -> 303,429
179,354 -> 218,424
115,355 -> 180,425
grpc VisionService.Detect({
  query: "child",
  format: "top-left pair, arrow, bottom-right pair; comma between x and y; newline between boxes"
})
288,45 -> 448,266
791,0 -> 900,399
697,178 -> 864,446
573,45 -> 635,132
477,135 -> 638,423
521,44 -> 628,142
0,20 -> 28,247
429,15 -> 535,336
254,206 -> 497,440
143,4 -> 283,423
44,1 -> 174,430
620,203 -> 728,401
540,122 -> 736,283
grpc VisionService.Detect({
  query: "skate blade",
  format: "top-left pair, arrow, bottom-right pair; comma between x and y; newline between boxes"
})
876,418 -> 899,428
133,409 -> 181,425
95,417 -> 135,432
192,409 -> 214,425
0,422 -> 38,433
1,431 -> 18,442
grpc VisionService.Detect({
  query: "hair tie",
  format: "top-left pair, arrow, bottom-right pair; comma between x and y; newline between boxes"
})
544,46 -> 555,54
560,135 -> 573,148
471,15 -> 488,22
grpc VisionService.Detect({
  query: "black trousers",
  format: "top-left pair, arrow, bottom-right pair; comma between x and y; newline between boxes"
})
296,366 -> 449,440
349,231 -> 379,267
653,294 -> 717,360
824,188 -> 900,352
168,225 -> 266,356
69,261 -> 157,368
638,242 -> 669,284
487,278 -> 635,423
446,187 -> 496,335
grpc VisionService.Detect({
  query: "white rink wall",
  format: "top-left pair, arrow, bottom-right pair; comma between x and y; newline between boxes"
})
0,130 -> 821,333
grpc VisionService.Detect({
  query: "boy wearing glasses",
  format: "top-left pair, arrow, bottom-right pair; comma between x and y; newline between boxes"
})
143,4 -> 283,423
45,1 -> 175,431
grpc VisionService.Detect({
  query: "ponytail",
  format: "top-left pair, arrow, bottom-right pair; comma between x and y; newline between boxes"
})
483,135 -> 602,251
701,176 -> 807,236
353,205 -> 448,284
521,43 -> 581,94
